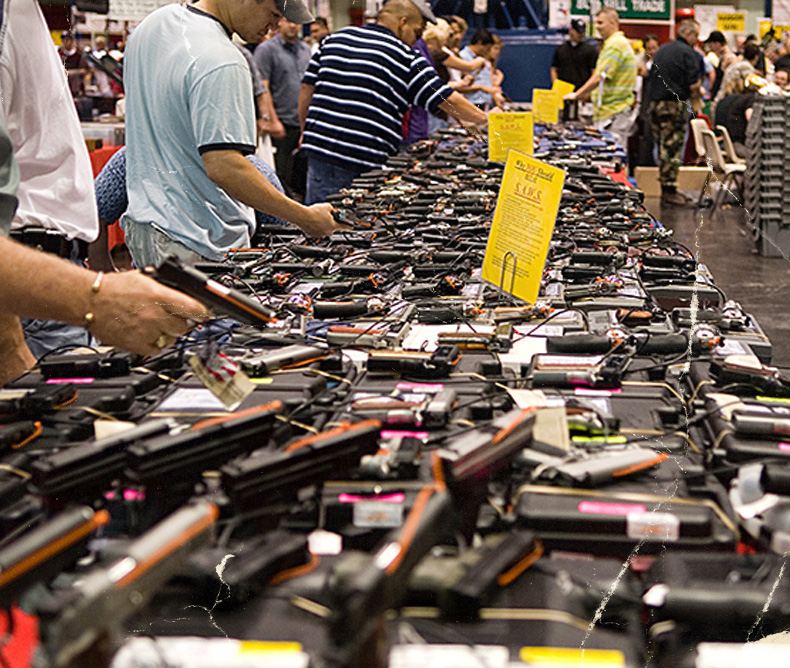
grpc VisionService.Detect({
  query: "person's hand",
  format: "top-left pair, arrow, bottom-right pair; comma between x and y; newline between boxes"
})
296,203 -> 338,238
269,119 -> 286,139
460,120 -> 486,143
90,271 -> 210,356
470,56 -> 488,71
563,91 -> 577,101
258,118 -> 286,139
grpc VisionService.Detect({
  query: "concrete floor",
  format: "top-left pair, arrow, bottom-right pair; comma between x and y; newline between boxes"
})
644,195 -> 790,368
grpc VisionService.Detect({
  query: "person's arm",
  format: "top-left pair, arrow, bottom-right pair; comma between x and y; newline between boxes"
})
0,315 -> 35,386
202,150 -> 335,236
258,80 -> 286,139
550,66 -> 558,83
565,70 -> 602,100
448,74 -> 474,90
0,235 -> 209,356
437,91 -> 488,125
442,50 -> 488,74
299,83 -> 314,133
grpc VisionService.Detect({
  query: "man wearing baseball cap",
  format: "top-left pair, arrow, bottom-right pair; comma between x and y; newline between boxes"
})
550,19 -> 598,91
122,0 -> 337,269
298,0 -> 487,203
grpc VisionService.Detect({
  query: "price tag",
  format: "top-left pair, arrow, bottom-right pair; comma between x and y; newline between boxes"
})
189,350 -> 254,411
626,511 -> 680,541
353,501 -> 404,528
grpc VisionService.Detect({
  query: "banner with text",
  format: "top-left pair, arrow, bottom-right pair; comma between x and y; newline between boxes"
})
716,12 -> 745,31
571,0 -> 671,21
482,151 -> 565,304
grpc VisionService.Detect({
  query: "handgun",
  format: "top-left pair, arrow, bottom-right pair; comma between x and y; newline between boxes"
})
144,255 -> 277,325
0,506 -> 109,609
221,420 -> 382,512
38,501 -> 218,668
408,529 -> 541,620
240,345 -> 327,375
29,419 -> 173,505
367,345 -> 460,379
125,401 -> 282,488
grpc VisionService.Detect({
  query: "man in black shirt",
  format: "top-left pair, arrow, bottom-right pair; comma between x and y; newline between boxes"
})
550,19 -> 598,91
648,19 -> 702,206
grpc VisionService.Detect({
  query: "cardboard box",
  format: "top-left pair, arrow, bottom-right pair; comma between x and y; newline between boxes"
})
635,166 -> 712,198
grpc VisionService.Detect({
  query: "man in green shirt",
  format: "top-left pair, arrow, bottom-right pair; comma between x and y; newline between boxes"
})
564,8 -> 636,149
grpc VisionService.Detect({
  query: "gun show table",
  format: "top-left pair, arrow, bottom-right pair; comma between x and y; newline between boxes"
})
0,125 -> 787,668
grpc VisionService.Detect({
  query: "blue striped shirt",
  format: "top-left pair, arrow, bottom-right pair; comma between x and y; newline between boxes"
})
301,24 -> 453,170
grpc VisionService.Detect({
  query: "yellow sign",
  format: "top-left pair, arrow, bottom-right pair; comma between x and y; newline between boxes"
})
532,89 -> 562,124
520,647 -> 626,665
481,150 -> 565,304
488,112 -> 533,162
239,641 -> 303,654
551,79 -> 575,97
761,21 -> 790,38
717,12 -> 745,32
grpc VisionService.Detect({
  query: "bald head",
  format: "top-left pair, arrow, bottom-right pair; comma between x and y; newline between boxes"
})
379,0 -> 422,23
377,0 -> 425,45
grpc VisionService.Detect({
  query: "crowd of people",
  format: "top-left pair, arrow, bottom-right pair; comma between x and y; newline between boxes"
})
2,0 -> 787,383
554,11 -> 790,207
0,0 -> 506,382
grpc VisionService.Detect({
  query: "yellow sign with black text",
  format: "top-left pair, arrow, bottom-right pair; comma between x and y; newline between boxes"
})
717,12 -> 745,32
482,150 -> 565,304
488,112 -> 534,162
532,88 -> 562,124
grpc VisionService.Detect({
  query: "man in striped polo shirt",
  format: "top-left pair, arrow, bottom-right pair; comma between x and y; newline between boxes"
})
564,8 -> 636,149
298,0 -> 487,204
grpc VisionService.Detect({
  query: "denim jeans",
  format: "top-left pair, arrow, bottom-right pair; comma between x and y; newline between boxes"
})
21,240 -> 95,359
305,154 -> 368,205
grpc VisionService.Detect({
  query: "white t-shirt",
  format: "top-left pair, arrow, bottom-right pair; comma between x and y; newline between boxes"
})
0,0 -> 99,241
122,4 -> 257,260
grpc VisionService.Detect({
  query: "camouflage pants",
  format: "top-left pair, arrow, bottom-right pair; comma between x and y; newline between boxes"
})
648,99 -> 689,188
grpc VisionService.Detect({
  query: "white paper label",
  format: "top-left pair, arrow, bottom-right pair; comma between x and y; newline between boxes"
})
389,645 -> 509,668
626,512 -> 680,541
353,501 -> 404,528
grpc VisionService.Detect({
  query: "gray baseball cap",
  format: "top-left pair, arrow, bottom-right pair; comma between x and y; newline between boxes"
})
409,0 -> 438,23
275,0 -> 314,24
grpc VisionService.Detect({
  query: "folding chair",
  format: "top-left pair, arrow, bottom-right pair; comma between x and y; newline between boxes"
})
701,128 -> 746,215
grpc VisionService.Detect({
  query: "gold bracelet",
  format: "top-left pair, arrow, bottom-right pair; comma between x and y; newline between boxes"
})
83,271 -> 104,330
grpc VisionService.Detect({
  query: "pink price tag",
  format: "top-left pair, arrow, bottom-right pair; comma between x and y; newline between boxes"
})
46,378 -> 95,384
779,443 -> 790,452
380,430 -> 429,440
578,501 -> 647,516
338,493 -> 405,504
395,382 -> 444,392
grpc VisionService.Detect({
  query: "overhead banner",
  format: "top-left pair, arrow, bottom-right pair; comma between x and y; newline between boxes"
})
571,0 -> 671,22
716,12 -> 745,31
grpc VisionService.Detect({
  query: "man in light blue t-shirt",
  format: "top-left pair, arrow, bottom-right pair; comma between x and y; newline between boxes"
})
122,0 -> 337,266
457,29 -> 498,109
